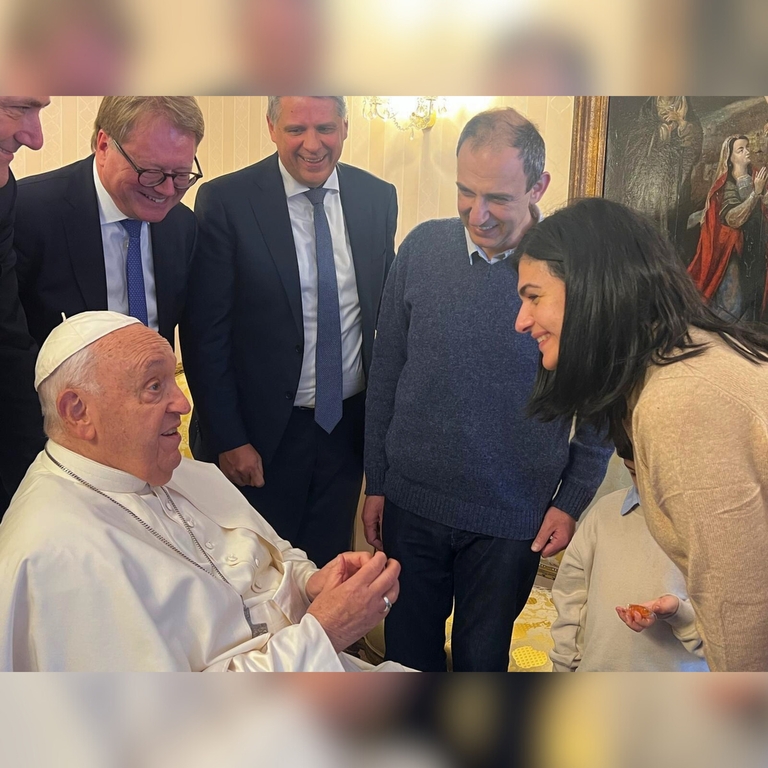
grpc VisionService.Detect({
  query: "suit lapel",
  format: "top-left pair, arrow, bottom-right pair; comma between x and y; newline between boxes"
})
248,155 -> 303,336
338,164 -> 374,343
63,157 -> 108,310
149,218 -> 180,344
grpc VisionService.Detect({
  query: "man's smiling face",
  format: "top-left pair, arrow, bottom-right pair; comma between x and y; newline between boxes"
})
267,96 -> 348,188
94,113 -> 197,223
0,97 -> 49,186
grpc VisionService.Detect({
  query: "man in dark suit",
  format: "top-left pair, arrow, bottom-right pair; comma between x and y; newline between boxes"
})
0,96 -> 49,514
182,96 -> 398,567
13,97 -> 204,350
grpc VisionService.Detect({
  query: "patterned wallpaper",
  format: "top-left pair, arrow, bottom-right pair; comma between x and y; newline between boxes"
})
13,96 -> 574,245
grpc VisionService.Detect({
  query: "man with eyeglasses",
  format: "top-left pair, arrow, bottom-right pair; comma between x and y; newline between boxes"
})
13,97 -> 204,351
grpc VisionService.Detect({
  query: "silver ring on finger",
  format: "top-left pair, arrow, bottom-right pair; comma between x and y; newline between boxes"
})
382,595 -> 392,614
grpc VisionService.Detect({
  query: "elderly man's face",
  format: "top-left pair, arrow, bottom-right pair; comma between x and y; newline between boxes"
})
0,97 -> 49,186
86,325 -> 190,485
95,113 -> 197,223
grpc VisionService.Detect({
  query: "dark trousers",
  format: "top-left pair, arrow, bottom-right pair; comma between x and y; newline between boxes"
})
238,391 -> 365,568
383,499 -> 541,672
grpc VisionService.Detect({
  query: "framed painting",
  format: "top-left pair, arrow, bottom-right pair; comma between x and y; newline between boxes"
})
570,96 -> 768,323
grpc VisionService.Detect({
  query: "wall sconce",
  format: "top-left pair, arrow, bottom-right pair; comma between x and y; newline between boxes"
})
362,97 -> 446,138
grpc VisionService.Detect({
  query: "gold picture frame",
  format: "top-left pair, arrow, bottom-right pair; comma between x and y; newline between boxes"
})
568,96 -> 609,201
568,96 -> 768,326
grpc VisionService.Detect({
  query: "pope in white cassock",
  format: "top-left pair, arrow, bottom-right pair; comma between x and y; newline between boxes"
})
0,312 -> 405,671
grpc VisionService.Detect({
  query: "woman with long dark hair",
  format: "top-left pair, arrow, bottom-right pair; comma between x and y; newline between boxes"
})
512,197 -> 768,671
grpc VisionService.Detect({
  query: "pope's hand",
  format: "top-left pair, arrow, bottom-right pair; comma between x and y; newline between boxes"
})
305,551 -> 374,601
307,551 -> 400,653
219,444 -> 264,487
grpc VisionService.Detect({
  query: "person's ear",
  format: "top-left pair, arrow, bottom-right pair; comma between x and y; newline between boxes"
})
266,114 -> 277,144
529,171 -> 551,205
93,129 -> 110,169
57,389 -> 96,441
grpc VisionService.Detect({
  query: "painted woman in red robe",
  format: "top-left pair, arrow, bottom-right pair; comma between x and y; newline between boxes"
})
688,134 -> 768,322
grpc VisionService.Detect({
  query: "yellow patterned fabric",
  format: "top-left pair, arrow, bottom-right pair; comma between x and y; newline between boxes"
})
176,368 -> 194,459
445,584 -> 557,672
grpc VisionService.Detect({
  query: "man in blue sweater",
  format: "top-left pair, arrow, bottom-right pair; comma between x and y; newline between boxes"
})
363,107 -> 612,671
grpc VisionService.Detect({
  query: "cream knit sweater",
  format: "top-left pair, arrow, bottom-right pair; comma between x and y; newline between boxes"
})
629,329 -> 768,671
550,488 -> 706,672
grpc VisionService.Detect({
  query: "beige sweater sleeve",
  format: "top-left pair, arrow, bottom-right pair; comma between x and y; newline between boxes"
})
634,373 -> 768,671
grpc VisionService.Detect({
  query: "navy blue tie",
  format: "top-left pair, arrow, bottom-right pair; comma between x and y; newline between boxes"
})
304,187 -> 343,434
119,219 -> 149,326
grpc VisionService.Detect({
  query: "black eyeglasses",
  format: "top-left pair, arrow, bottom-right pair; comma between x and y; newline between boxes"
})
111,138 -> 203,190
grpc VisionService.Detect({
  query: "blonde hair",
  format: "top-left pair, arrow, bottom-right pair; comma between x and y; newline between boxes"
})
91,97 -> 205,150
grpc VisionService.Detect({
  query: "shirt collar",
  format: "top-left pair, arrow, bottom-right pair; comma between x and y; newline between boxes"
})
92,156 -> 135,227
465,228 -> 514,265
45,440 -> 152,495
277,157 -> 340,199
464,204 -> 542,265
620,485 -> 641,516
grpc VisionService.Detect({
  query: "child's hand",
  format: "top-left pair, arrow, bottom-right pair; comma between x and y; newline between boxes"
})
616,603 -> 657,632
615,595 -> 680,632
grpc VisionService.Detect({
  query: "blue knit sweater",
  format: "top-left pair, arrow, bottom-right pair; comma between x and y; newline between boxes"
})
364,218 -> 612,540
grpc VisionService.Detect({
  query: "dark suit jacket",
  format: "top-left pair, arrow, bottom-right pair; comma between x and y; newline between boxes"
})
181,153 -> 398,465
0,173 -> 45,506
13,156 -> 197,349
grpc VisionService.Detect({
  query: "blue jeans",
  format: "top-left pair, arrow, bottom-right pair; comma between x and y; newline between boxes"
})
383,499 -> 541,672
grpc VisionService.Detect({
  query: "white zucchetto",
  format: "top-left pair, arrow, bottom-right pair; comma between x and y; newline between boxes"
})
34,311 -> 142,390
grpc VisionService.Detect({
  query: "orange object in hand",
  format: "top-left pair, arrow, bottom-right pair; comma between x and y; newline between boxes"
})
627,604 -> 654,619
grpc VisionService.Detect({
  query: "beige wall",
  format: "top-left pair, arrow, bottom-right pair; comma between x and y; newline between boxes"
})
13,95 -> 632,545
13,96 -> 574,243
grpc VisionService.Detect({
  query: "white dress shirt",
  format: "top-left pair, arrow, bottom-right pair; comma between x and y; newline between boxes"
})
93,160 -> 159,331
278,160 -> 365,407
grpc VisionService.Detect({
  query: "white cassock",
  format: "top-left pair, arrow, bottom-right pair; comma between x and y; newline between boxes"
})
0,442 -> 403,672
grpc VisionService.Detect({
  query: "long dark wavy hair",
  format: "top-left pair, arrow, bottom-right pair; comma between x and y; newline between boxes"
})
513,197 -> 768,443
